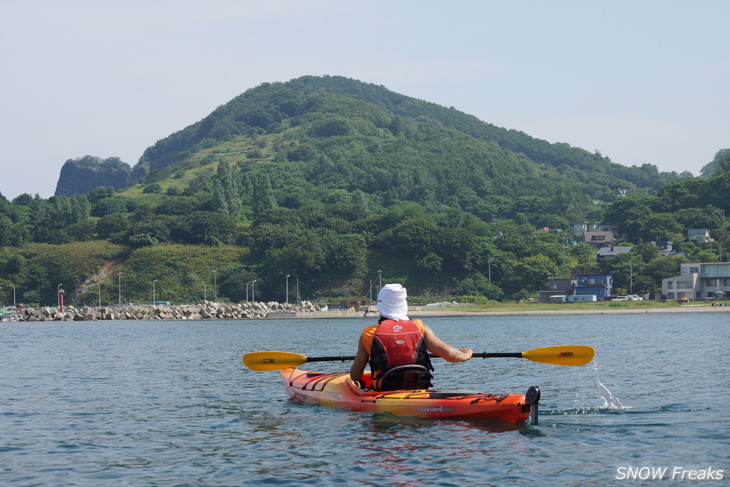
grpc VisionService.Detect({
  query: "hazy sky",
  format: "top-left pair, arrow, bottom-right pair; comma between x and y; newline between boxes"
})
1,1 -> 728,200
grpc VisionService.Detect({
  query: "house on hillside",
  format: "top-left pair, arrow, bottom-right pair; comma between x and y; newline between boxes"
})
597,246 -> 633,259
651,240 -> 688,258
583,231 -> 615,248
572,222 -> 619,239
662,262 -> 730,301
687,229 -> 713,243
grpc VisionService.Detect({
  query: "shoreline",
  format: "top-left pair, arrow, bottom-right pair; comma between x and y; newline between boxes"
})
409,306 -> 730,317
4,303 -> 728,322
278,305 -> 730,319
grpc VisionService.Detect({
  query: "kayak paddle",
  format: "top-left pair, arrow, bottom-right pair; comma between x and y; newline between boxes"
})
243,345 -> 594,371
244,351 -> 353,371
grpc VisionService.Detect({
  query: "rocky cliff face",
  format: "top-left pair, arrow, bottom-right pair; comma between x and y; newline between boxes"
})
54,156 -> 137,196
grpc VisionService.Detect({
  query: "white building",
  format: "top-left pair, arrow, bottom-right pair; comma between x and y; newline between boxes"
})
687,229 -> 713,243
662,262 -> 730,301
572,222 -> 619,238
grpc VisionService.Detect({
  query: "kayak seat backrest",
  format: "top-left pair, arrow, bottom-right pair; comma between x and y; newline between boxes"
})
377,365 -> 433,391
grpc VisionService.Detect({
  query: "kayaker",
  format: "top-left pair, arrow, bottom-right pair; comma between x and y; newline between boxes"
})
350,283 -> 473,390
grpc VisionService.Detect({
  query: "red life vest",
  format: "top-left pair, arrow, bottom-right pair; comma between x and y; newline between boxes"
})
361,319 -> 433,388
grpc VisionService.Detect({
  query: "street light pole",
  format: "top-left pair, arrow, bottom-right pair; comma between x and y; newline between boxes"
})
296,278 -> 300,304
57,283 -> 63,308
488,259 -> 493,285
630,261 -> 633,294
153,279 -> 158,305
252,280 -> 257,303
97,283 -> 101,308
286,274 -> 290,304
118,272 -> 122,305
377,270 -> 382,294
212,270 -> 217,302
7,284 -> 16,306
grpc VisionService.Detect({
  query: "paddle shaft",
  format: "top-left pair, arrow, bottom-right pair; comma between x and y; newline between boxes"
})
306,355 -> 355,363
304,352 -> 522,363
474,352 -> 522,359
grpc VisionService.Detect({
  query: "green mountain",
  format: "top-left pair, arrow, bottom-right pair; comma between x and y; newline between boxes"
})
131,75 -> 683,219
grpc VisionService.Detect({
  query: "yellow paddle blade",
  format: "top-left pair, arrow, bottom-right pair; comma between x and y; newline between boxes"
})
243,351 -> 308,371
522,345 -> 595,366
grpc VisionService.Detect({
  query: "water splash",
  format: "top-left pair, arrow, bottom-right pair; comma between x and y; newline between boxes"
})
555,360 -> 630,415
595,375 -> 624,410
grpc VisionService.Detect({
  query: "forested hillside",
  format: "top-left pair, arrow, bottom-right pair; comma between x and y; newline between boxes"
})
137,75 -> 684,212
1,76 -> 728,307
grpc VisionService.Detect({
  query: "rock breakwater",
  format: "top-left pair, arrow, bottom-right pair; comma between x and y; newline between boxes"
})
3,301 -> 322,322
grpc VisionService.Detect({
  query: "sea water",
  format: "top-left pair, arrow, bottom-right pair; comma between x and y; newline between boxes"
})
1,313 -> 728,486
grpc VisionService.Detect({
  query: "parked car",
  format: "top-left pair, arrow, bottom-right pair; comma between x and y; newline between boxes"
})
627,295 -> 643,301
612,296 -> 629,301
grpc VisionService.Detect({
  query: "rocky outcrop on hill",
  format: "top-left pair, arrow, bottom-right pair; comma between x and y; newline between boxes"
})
54,156 -> 138,196
4,300 -> 322,322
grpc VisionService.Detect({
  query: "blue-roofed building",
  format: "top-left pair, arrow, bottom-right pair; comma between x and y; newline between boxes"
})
575,274 -> 613,300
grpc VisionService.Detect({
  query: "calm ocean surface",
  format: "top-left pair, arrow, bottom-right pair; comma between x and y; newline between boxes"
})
1,313 -> 728,486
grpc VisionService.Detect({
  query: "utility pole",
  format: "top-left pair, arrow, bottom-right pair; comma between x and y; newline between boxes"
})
629,261 -> 633,294
3,284 -> 16,306
286,274 -> 290,304
212,270 -> 217,302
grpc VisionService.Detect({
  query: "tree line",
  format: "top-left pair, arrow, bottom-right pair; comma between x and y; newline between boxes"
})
0,151 -> 727,307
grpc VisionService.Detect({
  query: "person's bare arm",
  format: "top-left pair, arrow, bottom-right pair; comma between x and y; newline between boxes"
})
423,325 -> 473,363
349,338 -> 369,382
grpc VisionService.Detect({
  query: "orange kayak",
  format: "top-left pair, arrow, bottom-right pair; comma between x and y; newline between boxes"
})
279,368 -> 540,424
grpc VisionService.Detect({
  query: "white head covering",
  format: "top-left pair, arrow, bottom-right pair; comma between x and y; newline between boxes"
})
377,283 -> 409,321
